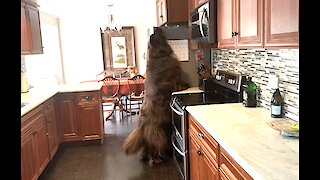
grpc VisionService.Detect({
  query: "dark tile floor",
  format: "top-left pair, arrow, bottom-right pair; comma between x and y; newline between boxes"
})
38,112 -> 182,180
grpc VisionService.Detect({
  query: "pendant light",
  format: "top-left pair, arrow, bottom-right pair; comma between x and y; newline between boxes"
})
104,4 -> 122,32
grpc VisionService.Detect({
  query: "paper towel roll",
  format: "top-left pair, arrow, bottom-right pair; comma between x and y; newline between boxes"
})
267,74 -> 279,89
21,72 -> 29,93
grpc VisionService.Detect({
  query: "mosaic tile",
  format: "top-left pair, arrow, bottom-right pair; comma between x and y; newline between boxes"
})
211,48 -> 299,121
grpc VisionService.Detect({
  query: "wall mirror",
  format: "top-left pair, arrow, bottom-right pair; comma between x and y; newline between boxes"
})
101,26 -> 136,75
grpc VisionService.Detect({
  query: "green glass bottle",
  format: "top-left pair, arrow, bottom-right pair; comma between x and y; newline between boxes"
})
242,76 -> 257,107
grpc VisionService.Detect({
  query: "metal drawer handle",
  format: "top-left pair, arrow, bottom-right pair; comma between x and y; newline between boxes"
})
197,150 -> 202,155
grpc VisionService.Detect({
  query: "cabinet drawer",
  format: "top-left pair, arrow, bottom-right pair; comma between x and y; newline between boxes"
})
189,115 -> 219,165
220,147 -> 253,180
21,104 -> 44,135
43,97 -> 55,114
76,91 -> 100,107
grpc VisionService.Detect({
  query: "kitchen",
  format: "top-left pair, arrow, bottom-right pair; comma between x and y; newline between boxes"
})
21,0 -> 299,180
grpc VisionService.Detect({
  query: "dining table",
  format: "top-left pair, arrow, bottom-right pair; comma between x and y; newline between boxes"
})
80,77 -> 145,109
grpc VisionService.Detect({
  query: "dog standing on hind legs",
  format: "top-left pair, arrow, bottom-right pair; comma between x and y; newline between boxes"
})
122,27 -> 190,164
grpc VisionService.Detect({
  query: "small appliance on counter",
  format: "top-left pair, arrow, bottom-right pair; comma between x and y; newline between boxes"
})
21,72 -> 29,93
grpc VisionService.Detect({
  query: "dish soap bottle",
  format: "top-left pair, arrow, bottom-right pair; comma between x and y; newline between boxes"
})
242,76 -> 257,107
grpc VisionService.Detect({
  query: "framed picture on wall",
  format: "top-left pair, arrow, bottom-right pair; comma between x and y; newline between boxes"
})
101,26 -> 136,74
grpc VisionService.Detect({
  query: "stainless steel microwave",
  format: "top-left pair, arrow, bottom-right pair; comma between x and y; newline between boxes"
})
190,0 -> 217,44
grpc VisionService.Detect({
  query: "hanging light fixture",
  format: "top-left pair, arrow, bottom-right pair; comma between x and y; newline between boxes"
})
104,3 -> 122,32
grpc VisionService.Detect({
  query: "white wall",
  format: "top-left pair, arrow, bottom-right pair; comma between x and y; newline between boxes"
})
38,0 -> 157,84
24,11 -> 64,88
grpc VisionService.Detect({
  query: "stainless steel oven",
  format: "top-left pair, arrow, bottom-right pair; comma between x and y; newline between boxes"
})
170,98 -> 187,180
170,70 -> 244,180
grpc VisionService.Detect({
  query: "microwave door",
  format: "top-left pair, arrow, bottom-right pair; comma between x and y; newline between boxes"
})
200,9 -> 209,40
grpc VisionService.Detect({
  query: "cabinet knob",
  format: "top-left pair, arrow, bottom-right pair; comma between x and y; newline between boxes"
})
84,96 -> 92,100
197,150 -> 202,155
198,132 -> 204,139
32,131 -> 37,135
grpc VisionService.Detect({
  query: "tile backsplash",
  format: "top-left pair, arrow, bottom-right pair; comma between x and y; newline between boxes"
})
211,48 -> 299,121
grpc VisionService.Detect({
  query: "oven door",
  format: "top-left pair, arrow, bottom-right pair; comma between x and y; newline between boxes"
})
172,132 -> 186,180
170,97 -> 185,149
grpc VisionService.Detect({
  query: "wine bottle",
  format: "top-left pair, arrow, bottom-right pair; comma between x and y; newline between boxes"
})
242,76 -> 257,107
271,88 -> 283,118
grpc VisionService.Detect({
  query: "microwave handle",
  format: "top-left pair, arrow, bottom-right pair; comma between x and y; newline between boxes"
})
199,9 -> 206,38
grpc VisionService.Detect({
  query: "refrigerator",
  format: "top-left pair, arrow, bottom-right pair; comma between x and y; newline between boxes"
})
156,25 -> 211,87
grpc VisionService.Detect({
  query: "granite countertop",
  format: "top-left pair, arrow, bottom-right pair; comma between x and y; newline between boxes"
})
186,103 -> 299,180
21,82 -> 103,116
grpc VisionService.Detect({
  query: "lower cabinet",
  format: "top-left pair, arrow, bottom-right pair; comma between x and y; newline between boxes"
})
188,115 -> 219,180
220,147 -> 253,180
57,90 -> 104,143
43,97 -> 59,160
188,114 -> 253,180
21,105 -> 50,180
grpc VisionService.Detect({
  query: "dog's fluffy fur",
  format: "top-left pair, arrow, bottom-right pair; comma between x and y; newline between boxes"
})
122,28 -> 189,163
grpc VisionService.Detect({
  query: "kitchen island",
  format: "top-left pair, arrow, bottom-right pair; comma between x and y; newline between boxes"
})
186,103 -> 299,180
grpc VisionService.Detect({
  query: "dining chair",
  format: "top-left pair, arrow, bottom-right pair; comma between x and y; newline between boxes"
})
124,74 -> 145,115
99,76 -> 124,120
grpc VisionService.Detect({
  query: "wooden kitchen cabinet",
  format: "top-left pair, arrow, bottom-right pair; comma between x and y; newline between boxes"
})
43,97 -> 59,160
57,92 -> 80,142
21,105 -> 50,180
264,0 -> 299,48
188,115 -> 219,180
77,91 -> 104,143
217,0 -> 263,48
57,90 -> 104,143
217,0 -> 298,49
156,0 -> 188,26
189,0 -> 208,11
220,147 -> 253,180
188,114 -> 253,180
21,0 -> 43,55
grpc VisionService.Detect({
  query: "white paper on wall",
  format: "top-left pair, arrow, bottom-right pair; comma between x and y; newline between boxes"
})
167,40 -> 189,61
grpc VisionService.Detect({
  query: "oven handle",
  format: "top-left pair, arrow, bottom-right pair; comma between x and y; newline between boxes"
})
170,97 -> 183,116
171,134 -> 185,156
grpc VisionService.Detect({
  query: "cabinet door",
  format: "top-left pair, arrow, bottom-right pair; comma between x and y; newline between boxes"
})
77,91 -> 104,142
189,132 -> 201,180
27,4 -> 43,54
264,0 -> 299,47
21,131 -> 38,180
57,93 -> 80,141
33,118 -> 50,175
21,2 -> 31,54
236,0 -> 263,48
200,152 -> 219,180
156,0 -> 167,26
217,0 -> 236,48
44,99 -> 59,160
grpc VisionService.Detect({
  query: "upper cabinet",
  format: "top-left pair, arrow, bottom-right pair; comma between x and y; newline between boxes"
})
21,0 -> 43,55
264,0 -> 299,48
156,0 -> 188,26
217,0 -> 263,49
217,0 -> 299,49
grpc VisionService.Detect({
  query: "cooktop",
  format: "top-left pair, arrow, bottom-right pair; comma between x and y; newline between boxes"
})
172,91 -> 241,109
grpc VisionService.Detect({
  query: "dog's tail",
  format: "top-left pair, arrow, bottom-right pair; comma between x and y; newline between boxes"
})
122,126 -> 144,155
